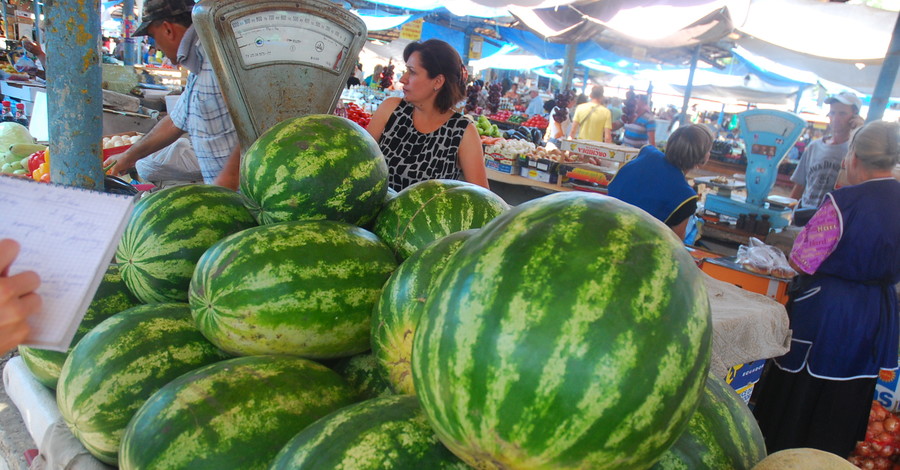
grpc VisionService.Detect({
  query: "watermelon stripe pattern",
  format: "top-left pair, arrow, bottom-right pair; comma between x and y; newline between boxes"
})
270,395 -> 468,470
651,374 -> 767,470
372,229 -> 476,395
120,355 -> 359,470
239,114 -> 388,227
189,220 -> 398,358
330,352 -> 395,400
373,179 -> 508,259
412,192 -> 712,469
56,303 -> 230,465
115,184 -> 257,304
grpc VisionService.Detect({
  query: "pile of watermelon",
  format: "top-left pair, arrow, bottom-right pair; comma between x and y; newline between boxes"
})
19,113 -> 769,469
849,401 -> 900,469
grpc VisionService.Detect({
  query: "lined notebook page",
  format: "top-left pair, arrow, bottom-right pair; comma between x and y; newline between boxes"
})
0,176 -> 136,351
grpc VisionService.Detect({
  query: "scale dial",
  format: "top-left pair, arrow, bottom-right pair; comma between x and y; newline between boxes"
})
230,11 -> 352,69
742,113 -> 800,137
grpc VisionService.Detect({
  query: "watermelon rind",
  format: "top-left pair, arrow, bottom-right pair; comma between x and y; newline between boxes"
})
19,263 -> 141,389
269,395 -> 468,470
115,184 -> 257,304
120,355 -> 359,470
372,179 -> 508,260
189,220 -> 398,358
412,191 -> 712,469
371,229 -> 476,395
330,352 -> 395,400
56,303 -> 230,465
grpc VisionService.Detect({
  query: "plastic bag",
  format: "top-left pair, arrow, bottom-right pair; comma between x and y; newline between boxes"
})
134,137 -> 203,184
14,54 -> 41,75
736,237 -> 797,279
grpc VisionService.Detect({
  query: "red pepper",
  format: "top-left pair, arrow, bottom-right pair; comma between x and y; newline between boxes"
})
27,151 -> 45,173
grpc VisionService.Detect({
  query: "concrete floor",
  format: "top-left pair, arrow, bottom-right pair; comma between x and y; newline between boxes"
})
0,351 -> 35,470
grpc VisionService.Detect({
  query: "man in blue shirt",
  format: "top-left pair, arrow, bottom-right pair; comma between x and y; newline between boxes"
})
525,90 -> 545,116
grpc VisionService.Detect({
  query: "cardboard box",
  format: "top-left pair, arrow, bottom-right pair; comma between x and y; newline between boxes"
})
560,139 -> 640,163
560,162 -> 616,187
724,359 -> 766,404
519,165 -> 558,184
485,158 -> 515,174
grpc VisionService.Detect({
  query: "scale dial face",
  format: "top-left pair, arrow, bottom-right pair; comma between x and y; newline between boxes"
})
742,113 -> 800,137
230,11 -> 352,70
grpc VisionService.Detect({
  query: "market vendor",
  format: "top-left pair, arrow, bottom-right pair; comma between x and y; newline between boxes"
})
108,0 -> 241,189
752,120 -> 900,457
524,89 -> 544,116
607,124 -> 713,240
366,39 -> 488,191
0,239 -> 41,355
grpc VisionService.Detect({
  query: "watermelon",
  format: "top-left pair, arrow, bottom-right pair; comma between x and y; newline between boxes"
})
269,395 -> 468,470
651,373 -> 767,470
372,229 -> 476,395
115,184 -> 257,304
372,179 -> 508,259
56,303 -> 230,465
411,192 -> 712,469
19,263 -> 141,389
330,352 -> 394,400
119,355 -> 359,470
189,220 -> 397,358
239,114 -> 388,227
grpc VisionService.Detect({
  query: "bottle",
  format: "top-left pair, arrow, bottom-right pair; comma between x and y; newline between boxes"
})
0,101 -> 13,122
14,103 -> 28,127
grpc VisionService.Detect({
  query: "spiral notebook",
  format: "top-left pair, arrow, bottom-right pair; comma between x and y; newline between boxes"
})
0,175 -> 137,352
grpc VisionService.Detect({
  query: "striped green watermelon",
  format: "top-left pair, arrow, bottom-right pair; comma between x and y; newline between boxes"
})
651,373 -> 766,470
412,192 -> 712,469
56,303 -> 230,465
269,395 -> 468,470
115,184 -> 257,304
372,179 -> 508,259
239,114 -> 388,226
19,263 -> 141,389
330,352 -> 394,400
119,355 -> 359,470
189,220 -> 397,358
372,229 -> 476,395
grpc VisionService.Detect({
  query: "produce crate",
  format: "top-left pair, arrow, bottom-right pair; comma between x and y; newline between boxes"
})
724,359 -> 765,404
484,157 -> 516,175
876,367 -> 900,412
102,131 -> 142,160
518,166 -> 558,184
559,162 -> 617,188
560,139 -> 640,164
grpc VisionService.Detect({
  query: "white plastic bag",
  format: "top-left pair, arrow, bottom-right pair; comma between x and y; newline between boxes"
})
736,237 -> 797,279
135,137 -> 202,184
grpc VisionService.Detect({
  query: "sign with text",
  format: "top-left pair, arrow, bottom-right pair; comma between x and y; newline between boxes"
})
399,18 -> 423,41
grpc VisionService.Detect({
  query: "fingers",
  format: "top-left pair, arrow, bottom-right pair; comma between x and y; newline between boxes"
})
0,271 -> 41,304
0,239 -> 21,277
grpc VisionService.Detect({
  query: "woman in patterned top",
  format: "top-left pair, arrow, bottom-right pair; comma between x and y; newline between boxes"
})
367,39 -> 488,191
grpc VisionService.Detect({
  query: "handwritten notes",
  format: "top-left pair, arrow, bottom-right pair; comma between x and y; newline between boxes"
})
0,176 -> 135,351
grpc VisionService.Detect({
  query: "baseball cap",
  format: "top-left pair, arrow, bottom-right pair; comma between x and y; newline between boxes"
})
133,0 -> 195,37
825,91 -> 863,111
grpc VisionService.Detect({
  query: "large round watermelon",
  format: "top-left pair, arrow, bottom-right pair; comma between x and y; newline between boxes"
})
412,192 -> 712,469
189,220 -> 397,358
372,179 -> 508,259
372,229 -> 476,395
119,355 -> 359,470
330,352 -> 394,400
115,184 -> 257,304
269,395 -> 467,470
56,303 -> 230,465
239,114 -> 388,227
19,263 -> 141,389
651,373 -> 767,470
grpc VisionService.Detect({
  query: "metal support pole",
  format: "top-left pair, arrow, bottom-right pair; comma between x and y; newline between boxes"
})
123,0 -> 137,65
462,27 -> 471,66
868,11 -> 900,122
1,1 -> 9,38
45,0 -> 104,189
560,43 -> 576,91
793,85 -> 807,113
679,44 -> 701,126
33,0 -> 42,44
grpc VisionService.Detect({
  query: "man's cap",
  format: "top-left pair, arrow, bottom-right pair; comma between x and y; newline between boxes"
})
825,91 -> 862,111
133,0 -> 195,37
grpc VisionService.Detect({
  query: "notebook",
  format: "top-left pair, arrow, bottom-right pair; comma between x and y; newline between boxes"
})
0,175 -> 137,351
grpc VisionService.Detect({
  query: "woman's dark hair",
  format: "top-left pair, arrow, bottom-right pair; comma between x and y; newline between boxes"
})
403,39 -> 466,113
665,124 -> 714,172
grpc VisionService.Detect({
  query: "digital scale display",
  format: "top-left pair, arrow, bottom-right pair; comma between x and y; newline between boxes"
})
231,11 -> 352,70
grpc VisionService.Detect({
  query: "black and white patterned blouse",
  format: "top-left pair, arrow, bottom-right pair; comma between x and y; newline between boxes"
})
379,99 -> 469,191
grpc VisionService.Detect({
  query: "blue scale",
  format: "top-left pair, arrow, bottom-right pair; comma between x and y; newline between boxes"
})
704,109 -> 807,228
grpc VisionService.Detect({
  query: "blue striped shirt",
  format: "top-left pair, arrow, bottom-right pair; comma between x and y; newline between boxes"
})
623,112 -> 656,148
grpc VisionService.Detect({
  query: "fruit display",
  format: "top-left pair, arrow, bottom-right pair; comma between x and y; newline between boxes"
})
189,220 -> 397,358
270,395 -> 467,469
475,114 -> 500,137
754,448 -> 858,469
239,114 -> 388,227
486,110 -> 513,121
487,82 -> 502,114
412,192 -> 712,468
337,102 -> 371,128
329,352 -> 395,400
522,113 -> 549,128
465,82 -> 481,114
56,303 -> 231,465
0,125 -> 44,178
372,179 -> 508,260
483,137 -> 536,159
848,401 -> 900,469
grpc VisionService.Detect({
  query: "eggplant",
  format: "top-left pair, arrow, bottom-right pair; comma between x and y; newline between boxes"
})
530,128 -> 543,146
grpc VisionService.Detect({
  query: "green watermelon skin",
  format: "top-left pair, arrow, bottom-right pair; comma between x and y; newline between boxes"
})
372,179 -> 508,259
269,395 -> 468,470
372,229 -> 476,395
115,184 -> 257,304
330,352 -> 395,400
189,220 -> 398,358
651,374 -> 767,470
239,114 -> 388,227
412,192 -> 712,469
56,303 -> 230,465
120,355 -> 359,470
19,263 -> 141,389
